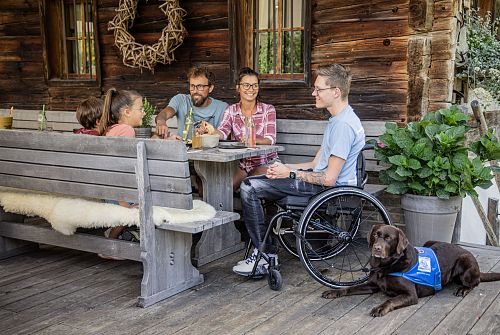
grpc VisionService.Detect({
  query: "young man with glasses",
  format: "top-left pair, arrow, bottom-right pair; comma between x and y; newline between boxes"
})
155,66 -> 228,139
232,63 -> 366,276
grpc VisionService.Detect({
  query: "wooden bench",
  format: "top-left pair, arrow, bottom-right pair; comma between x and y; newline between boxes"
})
0,129 -> 239,307
275,119 -> 387,194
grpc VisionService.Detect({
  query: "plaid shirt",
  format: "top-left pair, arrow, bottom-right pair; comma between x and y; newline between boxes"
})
218,101 -> 278,172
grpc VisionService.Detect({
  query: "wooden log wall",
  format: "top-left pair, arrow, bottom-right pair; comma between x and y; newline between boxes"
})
0,0 -> 460,122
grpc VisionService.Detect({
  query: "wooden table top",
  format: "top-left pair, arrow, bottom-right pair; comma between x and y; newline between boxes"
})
186,145 -> 284,162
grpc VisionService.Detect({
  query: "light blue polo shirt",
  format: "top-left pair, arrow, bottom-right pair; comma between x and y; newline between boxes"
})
168,94 -> 228,138
314,105 -> 365,186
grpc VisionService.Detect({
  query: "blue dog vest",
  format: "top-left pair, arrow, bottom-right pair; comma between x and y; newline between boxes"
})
388,247 -> 442,291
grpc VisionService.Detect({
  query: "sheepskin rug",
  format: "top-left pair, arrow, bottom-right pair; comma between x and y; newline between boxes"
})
0,187 -> 216,235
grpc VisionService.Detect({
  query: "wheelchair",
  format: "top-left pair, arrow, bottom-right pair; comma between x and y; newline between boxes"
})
244,144 -> 392,291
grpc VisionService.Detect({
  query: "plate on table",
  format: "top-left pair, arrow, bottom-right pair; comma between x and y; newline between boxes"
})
218,141 -> 247,149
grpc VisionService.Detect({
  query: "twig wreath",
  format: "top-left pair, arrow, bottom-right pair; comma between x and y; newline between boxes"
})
108,0 -> 187,72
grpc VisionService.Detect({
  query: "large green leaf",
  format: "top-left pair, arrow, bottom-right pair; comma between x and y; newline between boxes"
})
386,183 -> 408,194
388,155 -> 407,166
396,166 -> 412,177
393,129 -> 413,152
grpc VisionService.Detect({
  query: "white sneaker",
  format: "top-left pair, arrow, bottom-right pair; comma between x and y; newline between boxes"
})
233,251 -> 268,276
237,249 -> 279,265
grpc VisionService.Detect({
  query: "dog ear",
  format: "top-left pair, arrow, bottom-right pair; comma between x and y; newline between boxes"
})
368,224 -> 382,247
396,228 -> 409,254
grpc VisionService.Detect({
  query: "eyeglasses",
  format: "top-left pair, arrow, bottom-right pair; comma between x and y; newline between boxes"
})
189,84 -> 210,91
312,86 -> 337,93
239,82 -> 259,90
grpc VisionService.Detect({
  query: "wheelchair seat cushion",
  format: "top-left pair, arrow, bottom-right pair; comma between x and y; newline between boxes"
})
276,195 -> 311,207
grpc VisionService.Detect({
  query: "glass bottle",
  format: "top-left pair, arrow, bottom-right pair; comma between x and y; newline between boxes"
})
243,115 -> 256,147
182,107 -> 194,143
38,104 -> 46,131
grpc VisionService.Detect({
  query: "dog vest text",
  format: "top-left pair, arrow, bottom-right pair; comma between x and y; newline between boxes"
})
388,247 -> 442,291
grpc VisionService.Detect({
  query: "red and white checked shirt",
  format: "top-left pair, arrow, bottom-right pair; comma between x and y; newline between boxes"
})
218,101 -> 278,172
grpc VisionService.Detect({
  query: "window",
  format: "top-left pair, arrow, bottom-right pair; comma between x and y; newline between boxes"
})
254,0 -> 305,80
230,0 -> 310,84
41,0 -> 100,83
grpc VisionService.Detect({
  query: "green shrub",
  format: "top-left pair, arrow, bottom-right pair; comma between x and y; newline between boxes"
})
374,106 -> 500,199
457,9 -> 500,102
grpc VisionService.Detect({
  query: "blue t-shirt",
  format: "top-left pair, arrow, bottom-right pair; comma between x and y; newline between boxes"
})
389,247 -> 442,291
168,94 -> 228,138
314,105 -> 365,186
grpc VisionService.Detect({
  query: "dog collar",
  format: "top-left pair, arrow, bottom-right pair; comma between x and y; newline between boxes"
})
388,247 -> 442,291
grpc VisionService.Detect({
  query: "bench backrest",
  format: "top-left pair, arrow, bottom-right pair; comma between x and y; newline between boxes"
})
275,119 -> 385,172
1,108 -> 385,172
0,130 -> 193,209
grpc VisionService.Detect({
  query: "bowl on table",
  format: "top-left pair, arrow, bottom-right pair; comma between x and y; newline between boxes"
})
201,134 -> 220,148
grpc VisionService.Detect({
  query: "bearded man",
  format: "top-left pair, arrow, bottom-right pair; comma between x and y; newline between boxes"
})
155,66 -> 228,139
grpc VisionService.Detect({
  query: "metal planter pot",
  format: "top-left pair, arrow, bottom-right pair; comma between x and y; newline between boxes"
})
134,127 -> 152,139
401,194 -> 462,246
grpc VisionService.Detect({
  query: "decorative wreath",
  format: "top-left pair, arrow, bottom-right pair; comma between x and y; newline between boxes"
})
108,0 -> 187,72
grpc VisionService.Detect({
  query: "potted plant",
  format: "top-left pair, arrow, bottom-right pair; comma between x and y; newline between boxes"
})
134,97 -> 156,139
374,105 -> 500,245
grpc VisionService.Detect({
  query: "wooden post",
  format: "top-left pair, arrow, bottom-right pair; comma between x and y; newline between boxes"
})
487,197 -> 500,246
471,100 -> 500,190
470,100 -> 500,246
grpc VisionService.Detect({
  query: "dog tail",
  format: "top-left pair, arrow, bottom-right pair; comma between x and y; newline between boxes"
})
480,272 -> 500,282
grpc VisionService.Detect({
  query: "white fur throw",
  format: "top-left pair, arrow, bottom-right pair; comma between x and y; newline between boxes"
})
0,187 -> 216,235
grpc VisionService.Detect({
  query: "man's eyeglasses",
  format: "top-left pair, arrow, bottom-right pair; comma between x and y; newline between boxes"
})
239,83 -> 259,90
312,86 -> 337,93
189,84 -> 210,91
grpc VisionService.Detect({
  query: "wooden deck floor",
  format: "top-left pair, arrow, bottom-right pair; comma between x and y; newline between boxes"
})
0,243 -> 499,335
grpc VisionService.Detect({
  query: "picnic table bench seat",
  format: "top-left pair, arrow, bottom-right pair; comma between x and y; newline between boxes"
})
0,129 -> 239,307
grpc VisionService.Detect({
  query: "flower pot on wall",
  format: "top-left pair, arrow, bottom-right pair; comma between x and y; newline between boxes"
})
134,127 -> 152,139
401,194 -> 462,246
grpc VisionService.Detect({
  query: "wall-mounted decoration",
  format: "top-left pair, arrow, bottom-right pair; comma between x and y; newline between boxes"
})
108,0 -> 187,72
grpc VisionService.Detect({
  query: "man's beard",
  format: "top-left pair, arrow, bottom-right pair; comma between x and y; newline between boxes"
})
191,94 -> 208,107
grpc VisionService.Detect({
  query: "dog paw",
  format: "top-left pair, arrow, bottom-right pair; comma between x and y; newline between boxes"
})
454,287 -> 472,297
370,305 -> 388,317
322,290 -> 343,299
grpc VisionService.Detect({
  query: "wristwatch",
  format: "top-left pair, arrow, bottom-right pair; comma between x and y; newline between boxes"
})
289,170 -> 297,179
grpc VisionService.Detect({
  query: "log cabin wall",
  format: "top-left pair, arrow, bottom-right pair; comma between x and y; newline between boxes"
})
0,0 -> 460,122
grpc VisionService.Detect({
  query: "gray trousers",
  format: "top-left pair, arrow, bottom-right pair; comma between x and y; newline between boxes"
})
239,175 -> 325,249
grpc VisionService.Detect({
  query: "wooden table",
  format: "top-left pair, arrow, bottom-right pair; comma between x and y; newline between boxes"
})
187,145 -> 283,266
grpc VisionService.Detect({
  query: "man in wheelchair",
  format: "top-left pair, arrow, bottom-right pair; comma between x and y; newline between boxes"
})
233,63 -> 366,276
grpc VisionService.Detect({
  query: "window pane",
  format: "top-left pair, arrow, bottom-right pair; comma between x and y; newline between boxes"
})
257,32 -> 275,74
257,0 -> 278,30
253,0 -> 305,78
63,0 -> 96,79
283,0 -> 304,28
282,30 -> 304,74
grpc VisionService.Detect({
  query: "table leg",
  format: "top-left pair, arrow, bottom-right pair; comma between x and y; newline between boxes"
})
192,160 -> 244,266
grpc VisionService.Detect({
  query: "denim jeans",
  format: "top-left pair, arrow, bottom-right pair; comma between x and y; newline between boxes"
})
239,175 -> 325,249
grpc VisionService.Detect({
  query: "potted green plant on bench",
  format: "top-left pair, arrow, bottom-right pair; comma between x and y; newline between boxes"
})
135,97 -> 156,139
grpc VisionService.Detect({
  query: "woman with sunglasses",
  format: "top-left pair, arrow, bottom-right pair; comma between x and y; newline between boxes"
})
200,67 -> 278,190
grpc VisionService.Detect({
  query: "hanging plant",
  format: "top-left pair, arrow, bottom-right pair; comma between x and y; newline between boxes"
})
108,0 -> 187,72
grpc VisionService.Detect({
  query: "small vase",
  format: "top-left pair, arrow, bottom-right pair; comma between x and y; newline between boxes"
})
134,127 -> 152,139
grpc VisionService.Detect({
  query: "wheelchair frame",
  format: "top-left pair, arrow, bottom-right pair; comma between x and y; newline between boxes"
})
244,144 -> 392,291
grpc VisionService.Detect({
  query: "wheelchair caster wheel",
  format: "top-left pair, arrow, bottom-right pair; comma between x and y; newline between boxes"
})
268,268 -> 282,291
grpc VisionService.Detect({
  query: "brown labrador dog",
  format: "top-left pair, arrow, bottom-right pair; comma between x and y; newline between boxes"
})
322,224 -> 500,317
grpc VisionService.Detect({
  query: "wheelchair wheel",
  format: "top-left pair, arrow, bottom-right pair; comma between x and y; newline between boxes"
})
267,268 -> 283,291
296,187 -> 392,288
